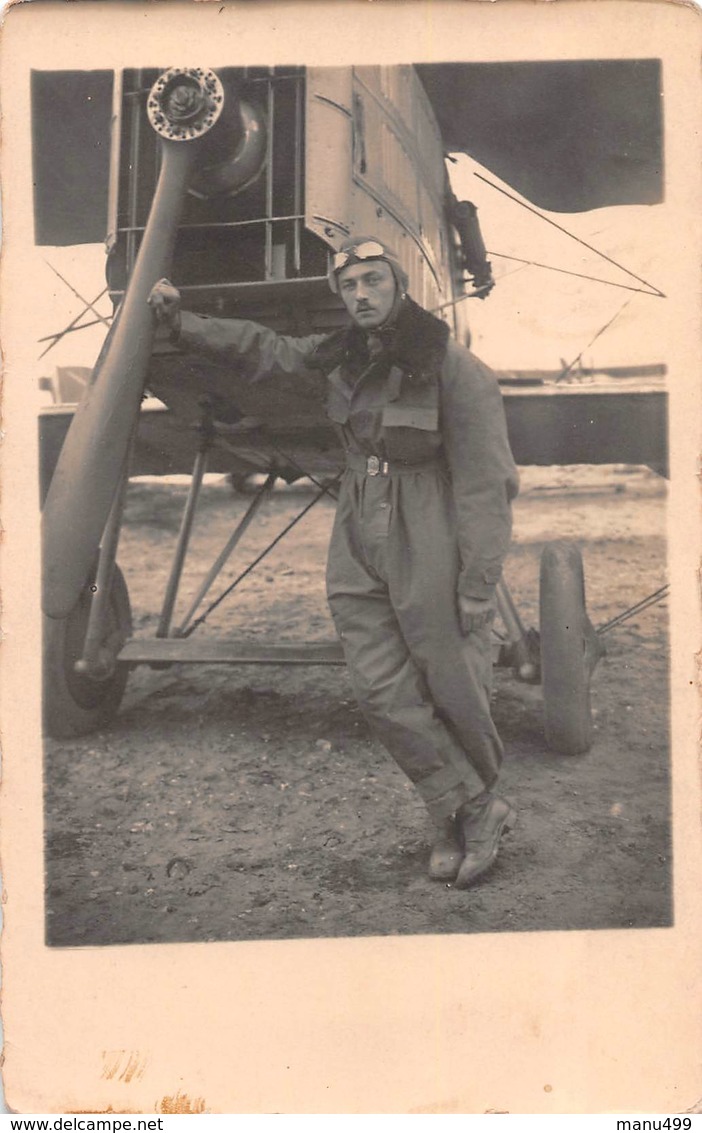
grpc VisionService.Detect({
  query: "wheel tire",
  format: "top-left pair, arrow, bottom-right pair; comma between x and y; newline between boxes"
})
43,564 -> 132,738
228,470 -> 253,493
539,541 -> 594,755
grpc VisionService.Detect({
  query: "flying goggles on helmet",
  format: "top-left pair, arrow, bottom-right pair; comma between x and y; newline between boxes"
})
327,238 -> 408,294
331,240 -> 387,272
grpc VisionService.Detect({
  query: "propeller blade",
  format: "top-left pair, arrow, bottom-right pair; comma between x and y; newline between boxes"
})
42,68 -> 229,618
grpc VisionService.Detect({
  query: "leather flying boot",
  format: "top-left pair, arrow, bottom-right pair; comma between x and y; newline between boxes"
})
454,793 -> 516,889
428,815 -> 464,882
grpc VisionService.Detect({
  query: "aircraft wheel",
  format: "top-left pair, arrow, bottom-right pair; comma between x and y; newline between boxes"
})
228,471 -> 253,493
539,541 -> 594,756
43,564 -> 132,738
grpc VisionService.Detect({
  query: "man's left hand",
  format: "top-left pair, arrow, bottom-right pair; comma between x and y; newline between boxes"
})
458,595 -> 495,635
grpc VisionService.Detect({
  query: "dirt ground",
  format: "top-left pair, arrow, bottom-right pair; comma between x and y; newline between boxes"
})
44,464 -> 671,946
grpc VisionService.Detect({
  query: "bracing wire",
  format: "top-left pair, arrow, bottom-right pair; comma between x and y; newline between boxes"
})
488,252 -> 664,297
43,261 -> 113,326
473,172 -> 666,298
557,298 -> 632,381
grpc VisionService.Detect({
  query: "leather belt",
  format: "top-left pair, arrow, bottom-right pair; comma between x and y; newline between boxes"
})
345,452 -> 442,476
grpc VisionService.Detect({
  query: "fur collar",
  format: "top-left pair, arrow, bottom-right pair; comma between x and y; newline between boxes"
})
311,296 -> 450,386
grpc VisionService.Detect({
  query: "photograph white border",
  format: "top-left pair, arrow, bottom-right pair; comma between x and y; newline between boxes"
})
1,0 -> 700,1114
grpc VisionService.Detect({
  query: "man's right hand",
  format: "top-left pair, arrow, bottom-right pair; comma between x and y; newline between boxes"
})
458,594 -> 495,635
148,278 -> 181,335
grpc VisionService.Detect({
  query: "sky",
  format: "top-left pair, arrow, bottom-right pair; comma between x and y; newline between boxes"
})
31,162 -> 671,393
447,154 -> 670,373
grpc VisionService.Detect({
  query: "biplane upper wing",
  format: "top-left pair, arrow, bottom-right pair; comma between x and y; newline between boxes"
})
32,69 -> 114,246
416,60 -> 663,213
32,59 -> 663,246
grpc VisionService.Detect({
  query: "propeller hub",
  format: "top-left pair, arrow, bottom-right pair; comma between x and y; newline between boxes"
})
147,68 -> 224,141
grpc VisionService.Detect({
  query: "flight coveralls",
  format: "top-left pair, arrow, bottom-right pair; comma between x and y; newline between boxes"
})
177,297 -> 519,823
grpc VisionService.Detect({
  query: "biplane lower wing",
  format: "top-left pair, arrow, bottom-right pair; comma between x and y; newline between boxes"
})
39,375 -> 668,502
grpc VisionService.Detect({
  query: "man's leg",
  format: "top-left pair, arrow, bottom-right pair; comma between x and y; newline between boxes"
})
387,471 -> 504,788
326,481 -> 486,826
387,470 -> 514,885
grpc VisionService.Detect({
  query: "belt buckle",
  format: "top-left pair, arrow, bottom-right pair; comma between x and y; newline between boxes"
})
366,455 -> 381,476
